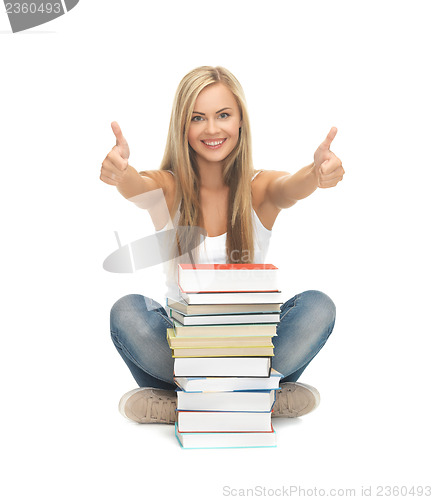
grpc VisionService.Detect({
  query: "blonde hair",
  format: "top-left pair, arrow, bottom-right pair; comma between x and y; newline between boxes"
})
140,66 -> 256,265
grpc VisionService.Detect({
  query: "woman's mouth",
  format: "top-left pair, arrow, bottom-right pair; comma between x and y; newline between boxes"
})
201,138 -> 227,150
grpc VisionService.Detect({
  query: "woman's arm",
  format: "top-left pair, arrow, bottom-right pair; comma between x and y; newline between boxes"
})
266,164 -> 317,208
101,121 -> 173,204
115,164 -> 161,199
265,127 -> 344,209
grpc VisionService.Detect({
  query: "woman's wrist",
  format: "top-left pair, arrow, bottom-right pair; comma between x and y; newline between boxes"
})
309,161 -> 320,188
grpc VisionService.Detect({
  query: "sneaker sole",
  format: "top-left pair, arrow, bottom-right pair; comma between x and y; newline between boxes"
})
272,382 -> 320,418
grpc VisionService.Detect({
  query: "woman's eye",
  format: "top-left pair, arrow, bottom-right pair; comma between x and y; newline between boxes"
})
192,116 -> 203,122
219,112 -> 230,119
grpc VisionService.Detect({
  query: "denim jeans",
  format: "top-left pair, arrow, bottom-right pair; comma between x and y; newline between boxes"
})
110,290 -> 336,389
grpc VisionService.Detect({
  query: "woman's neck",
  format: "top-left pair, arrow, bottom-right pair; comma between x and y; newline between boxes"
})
197,158 -> 226,191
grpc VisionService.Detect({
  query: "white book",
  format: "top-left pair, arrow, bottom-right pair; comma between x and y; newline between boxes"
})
180,290 -> 283,305
174,368 -> 283,392
177,409 -> 272,432
177,389 -> 276,412
175,423 -> 277,449
173,356 -> 272,377
169,308 -> 280,325
178,263 -> 279,293
167,296 -> 282,314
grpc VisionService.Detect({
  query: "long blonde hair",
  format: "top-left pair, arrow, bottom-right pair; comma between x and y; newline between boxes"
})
140,66 -> 256,265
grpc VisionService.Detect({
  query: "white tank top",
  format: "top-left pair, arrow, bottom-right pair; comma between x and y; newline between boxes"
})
157,170 -> 273,309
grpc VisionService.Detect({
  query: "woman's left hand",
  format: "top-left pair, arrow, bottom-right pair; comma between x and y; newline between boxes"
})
313,127 -> 345,188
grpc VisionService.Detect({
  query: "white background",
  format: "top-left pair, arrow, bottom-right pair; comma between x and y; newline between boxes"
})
1,1 -> 432,499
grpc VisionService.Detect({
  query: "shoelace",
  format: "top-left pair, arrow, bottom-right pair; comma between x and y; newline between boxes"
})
273,386 -> 303,417
146,394 -> 177,423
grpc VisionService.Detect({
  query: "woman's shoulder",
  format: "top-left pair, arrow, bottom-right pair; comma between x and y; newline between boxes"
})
137,168 -> 177,215
251,169 -> 292,190
252,169 -> 281,193
251,169 -> 268,205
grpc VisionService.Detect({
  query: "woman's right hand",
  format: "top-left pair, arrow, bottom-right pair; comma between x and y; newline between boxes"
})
100,121 -> 131,186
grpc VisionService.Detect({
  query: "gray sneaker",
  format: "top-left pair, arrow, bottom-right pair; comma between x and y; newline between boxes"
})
119,388 -> 177,424
272,382 -> 320,418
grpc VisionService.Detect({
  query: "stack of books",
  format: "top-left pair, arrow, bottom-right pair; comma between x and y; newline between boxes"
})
166,263 -> 284,449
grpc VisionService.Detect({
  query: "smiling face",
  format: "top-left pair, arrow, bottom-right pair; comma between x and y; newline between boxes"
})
188,83 -> 242,168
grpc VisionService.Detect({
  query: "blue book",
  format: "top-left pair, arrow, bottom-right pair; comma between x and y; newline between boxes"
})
174,368 -> 283,392
175,423 -> 277,449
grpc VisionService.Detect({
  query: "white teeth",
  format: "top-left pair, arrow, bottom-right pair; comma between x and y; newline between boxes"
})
204,140 -> 224,146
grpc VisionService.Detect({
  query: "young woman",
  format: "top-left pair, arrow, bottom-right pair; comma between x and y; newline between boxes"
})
101,66 -> 344,424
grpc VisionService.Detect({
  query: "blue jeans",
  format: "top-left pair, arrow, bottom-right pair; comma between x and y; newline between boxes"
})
110,290 -> 336,389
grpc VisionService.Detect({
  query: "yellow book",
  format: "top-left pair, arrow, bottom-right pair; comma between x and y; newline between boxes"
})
171,319 -> 277,337
171,345 -> 275,358
166,329 -> 275,348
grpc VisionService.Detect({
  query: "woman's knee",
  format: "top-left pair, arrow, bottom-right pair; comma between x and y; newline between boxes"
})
110,293 -> 157,339
300,290 -> 336,330
110,293 -> 168,344
111,294 -> 142,327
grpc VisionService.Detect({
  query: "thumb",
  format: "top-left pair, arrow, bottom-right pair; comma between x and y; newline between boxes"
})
320,126 -> 338,150
111,121 -> 128,156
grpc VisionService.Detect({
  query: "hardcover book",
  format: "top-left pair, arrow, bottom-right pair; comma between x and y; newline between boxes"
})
178,263 -> 280,293
171,345 -> 274,358
179,290 -> 283,305
167,328 -> 276,348
173,356 -> 272,377
177,409 -> 273,432
167,296 -> 282,314
176,389 -> 276,412
174,368 -> 283,393
175,423 -> 277,449
169,308 -> 280,325
172,319 -> 278,338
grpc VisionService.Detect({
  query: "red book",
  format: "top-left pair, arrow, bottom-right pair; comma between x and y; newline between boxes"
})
177,263 -> 280,294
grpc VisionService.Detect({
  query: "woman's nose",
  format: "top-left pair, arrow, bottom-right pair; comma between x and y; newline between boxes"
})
204,118 -> 219,135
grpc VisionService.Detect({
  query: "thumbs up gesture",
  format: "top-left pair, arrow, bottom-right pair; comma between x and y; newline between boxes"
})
313,127 -> 345,188
100,121 -> 131,186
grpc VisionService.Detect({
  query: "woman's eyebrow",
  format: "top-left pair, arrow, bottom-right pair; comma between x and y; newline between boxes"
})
192,107 -> 232,115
